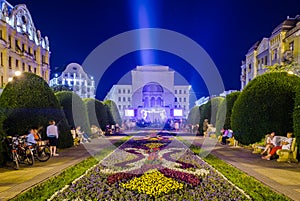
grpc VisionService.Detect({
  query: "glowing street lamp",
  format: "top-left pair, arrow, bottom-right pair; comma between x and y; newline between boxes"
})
8,77 -> 13,82
15,71 -> 22,76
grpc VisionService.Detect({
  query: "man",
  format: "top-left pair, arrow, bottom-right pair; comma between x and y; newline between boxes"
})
27,128 -> 37,146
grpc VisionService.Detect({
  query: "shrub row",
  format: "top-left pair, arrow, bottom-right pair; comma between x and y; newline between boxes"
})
0,73 -> 120,166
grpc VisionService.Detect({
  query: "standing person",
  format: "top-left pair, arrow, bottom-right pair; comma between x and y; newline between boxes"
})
47,120 -> 59,156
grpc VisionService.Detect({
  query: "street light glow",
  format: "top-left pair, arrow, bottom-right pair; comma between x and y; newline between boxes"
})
288,71 -> 294,75
8,77 -> 13,82
15,71 -> 22,76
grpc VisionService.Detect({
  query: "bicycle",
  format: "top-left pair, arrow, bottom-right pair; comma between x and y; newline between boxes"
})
31,140 -> 51,162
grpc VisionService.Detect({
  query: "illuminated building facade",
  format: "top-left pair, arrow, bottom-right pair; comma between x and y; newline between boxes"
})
105,65 -> 191,122
241,15 -> 300,89
49,63 -> 95,98
0,0 -> 50,87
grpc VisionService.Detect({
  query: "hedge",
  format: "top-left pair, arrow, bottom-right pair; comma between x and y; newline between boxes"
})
55,91 -> 90,135
199,97 -> 224,134
231,72 -> 300,145
84,98 -> 114,131
215,92 -> 241,135
0,73 -> 73,165
293,86 -> 300,159
186,106 -> 200,125
103,100 -> 120,125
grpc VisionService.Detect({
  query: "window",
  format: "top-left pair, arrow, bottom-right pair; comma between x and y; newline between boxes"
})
128,89 -> 130,94
123,97 -> 126,102
128,97 -> 131,101
0,30 -> 2,39
123,105 -> 126,109
34,68 -> 37,73
289,41 -> 294,52
118,89 -> 121,93
16,59 -> 19,68
8,35 -> 12,47
248,64 -> 251,72
0,52 -> 2,66
28,65 -> 31,72
179,90 -> 182,94
15,39 -> 19,50
174,97 -> 177,102
175,90 -> 177,94
34,50 -> 36,59
22,43 -> 25,52
118,105 -> 121,110
123,89 -> 125,93
22,63 -> 25,71
128,105 -> 130,108
179,97 -> 182,102
184,97 -> 186,102
8,56 -> 12,69
118,97 -> 121,102
184,90 -> 186,94
264,56 -> 268,65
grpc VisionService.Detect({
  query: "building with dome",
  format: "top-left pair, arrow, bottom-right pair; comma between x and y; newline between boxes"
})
105,65 -> 191,123
0,0 -> 50,87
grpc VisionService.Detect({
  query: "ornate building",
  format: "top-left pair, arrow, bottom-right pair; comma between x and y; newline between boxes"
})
105,65 -> 191,121
49,63 -> 95,99
0,0 -> 50,87
241,15 -> 300,89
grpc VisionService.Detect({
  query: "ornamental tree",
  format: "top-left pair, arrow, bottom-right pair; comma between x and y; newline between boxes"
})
293,86 -> 300,159
0,72 -> 73,148
215,92 -> 241,135
84,98 -> 114,131
55,91 -> 90,135
231,72 -> 300,145
103,100 -> 122,125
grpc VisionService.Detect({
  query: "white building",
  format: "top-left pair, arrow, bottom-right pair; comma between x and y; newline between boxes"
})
49,63 -> 95,98
105,65 -> 191,120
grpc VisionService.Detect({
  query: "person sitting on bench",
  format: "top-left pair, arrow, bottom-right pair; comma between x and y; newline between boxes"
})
221,129 -> 233,145
262,132 -> 293,160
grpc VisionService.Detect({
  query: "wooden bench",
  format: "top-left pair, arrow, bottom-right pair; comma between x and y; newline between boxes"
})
217,135 -> 238,146
252,135 -> 283,154
252,135 -> 269,154
276,137 -> 298,163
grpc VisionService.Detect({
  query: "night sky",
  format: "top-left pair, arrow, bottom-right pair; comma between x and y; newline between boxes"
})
8,0 -> 300,100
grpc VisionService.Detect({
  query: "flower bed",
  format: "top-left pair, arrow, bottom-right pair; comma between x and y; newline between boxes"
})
51,134 -> 250,200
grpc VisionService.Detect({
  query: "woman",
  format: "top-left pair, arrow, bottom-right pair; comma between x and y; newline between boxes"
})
47,120 -> 59,156
261,132 -> 276,155
262,132 -> 293,160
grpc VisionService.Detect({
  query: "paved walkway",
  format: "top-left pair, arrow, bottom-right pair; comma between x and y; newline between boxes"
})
0,136 -> 123,201
182,135 -> 300,201
0,134 -> 300,201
